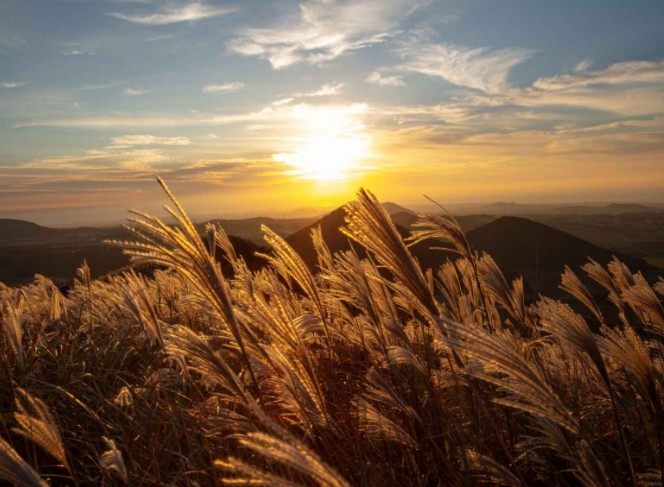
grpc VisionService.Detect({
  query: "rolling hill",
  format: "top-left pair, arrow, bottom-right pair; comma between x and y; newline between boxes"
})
0,219 -> 58,241
464,216 -> 656,296
285,208 -> 659,297
1,211 -> 660,294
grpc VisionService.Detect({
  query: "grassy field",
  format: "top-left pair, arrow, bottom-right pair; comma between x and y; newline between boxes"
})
1,179 -> 663,486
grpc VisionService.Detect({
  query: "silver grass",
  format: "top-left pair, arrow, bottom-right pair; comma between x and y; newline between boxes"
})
385,345 -> 426,375
582,258 -> 625,314
607,257 -> 636,294
560,266 -> 603,323
354,396 -> 418,449
437,319 -> 579,434
536,298 -> 638,485
120,270 -> 164,346
1,300 -> 23,365
49,285 -> 64,322
515,419 -> 572,461
109,177 -> 260,389
0,436 -> 47,487
262,343 -> 331,431
100,436 -> 128,483
654,278 -> 664,297
217,431 -> 352,487
211,224 -> 257,297
164,325 -> 253,408
436,260 -> 466,321
536,298 -> 607,383
311,226 -> 335,273
342,188 -> 438,318
597,325 -> 659,415
363,368 -> 422,427
478,254 -> 526,326
259,225 -> 331,339
622,273 -> 664,335
13,388 -> 69,471
465,449 -> 523,486
216,457 -> 304,486
409,211 -> 473,261
575,440 -> 610,487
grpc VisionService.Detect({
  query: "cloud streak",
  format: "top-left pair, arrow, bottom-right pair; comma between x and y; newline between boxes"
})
202,82 -> 244,94
396,42 -> 534,93
366,71 -> 405,87
1,81 -> 27,89
514,59 -> 664,115
109,2 -> 237,25
295,83 -> 345,97
124,88 -> 149,96
228,0 -> 416,68
109,134 -> 191,148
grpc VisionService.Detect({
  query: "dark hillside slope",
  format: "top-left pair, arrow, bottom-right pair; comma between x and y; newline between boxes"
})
286,211 -> 659,299
0,219 -> 57,241
465,216 -> 658,297
382,202 -> 414,215
466,216 -> 651,273
285,207 -> 357,269
203,216 -> 315,244
285,207 -> 457,272
390,211 -> 495,234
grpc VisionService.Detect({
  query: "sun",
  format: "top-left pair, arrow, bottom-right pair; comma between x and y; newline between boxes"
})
274,104 -> 372,182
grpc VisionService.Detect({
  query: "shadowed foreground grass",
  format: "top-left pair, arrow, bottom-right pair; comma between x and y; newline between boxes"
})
1,179 -> 664,486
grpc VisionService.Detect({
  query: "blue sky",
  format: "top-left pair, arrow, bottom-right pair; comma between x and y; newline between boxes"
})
1,0 -> 663,224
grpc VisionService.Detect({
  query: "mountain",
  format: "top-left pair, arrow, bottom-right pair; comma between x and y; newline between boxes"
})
284,207 -> 440,270
603,203 -> 658,214
390,211 -> 418,229
203,216 -> 316,245
0,219 -> 57,241
286,207 -> 352,269
391,211 -> 496,234
285,209 -> 659,298
464,216 -> 657,296
382,202 -> 414,215
2,212 -> 659,295
466,216 -> 650,271
0,215 -> 270,287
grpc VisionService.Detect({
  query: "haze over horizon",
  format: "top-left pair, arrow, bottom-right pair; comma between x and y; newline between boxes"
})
1,0 -> 663,225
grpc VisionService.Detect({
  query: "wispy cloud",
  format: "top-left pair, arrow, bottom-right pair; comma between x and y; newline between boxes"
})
14,102 -> 366,132
396,42 -> 534,93
366,71 -> 405,87
296,83 -> 345,97
16,148 -> 169,172
228,0 -> 416,68
109,1 -> 237,25
514,59 -> 664,115
202,82 -> 244,94
124,88 -> 149,96
574,59 -> 593,72
62,49 -> 95,56
531,59 -> 664,91
272,98 -> 294,107
1,81 -> 27,89
109,134 -> 191,148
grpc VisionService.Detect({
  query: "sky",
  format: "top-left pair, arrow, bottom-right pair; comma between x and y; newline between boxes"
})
0,0 -> 663,225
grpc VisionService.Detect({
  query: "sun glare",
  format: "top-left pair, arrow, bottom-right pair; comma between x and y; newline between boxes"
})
274,104 -> 372,181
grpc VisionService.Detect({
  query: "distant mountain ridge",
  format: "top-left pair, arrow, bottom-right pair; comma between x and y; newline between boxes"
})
284,207 -> 658,297
442,202 -> 661,216
1,206 -> 661,291
0,219 -> 57,241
